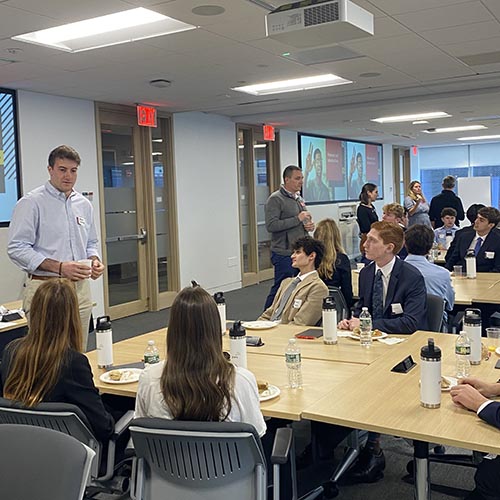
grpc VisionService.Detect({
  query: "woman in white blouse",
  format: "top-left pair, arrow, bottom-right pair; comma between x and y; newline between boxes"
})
135,286 -> 266,437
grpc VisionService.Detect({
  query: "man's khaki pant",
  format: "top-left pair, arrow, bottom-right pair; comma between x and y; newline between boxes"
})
23,277 -> 93,351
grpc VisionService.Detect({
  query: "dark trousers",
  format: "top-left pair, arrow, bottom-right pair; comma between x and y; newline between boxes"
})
472,455 -> 500,500
264,252 -> 297,309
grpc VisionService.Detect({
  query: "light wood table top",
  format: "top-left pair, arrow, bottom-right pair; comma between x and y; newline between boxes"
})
352,269 -> 500,305
303,330 -> 500,455
86,330 -> 365,421
0,300 -> 27,333
224,323 -> 391,365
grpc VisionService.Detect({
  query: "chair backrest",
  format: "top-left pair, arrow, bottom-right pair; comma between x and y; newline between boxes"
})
0,398 -> 101,477
327,286 -> 350,321
0,424 -> 95,500
130,418 -> 267,500
426,294 -> 445,332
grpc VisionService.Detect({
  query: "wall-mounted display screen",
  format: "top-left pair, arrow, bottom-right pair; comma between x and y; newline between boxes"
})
299,133 -> 383,204
0,88 -> 20,226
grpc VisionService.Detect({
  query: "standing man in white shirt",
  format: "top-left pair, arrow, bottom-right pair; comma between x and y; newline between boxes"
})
7,145 -> 105,350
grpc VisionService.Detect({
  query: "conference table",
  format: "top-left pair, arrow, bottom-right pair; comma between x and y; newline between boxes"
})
87,325 -> 500,499
352,270 -> 500,306
0,300 -> 26,333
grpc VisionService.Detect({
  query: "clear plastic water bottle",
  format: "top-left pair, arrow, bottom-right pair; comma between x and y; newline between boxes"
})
455,331 -> 471,378
359,307 -> 372,347
285,338 -> 303,389
144,340 -> 160,365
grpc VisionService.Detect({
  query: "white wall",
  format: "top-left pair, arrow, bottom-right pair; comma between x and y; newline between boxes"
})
172,112 -> 241,293
0,91 -> 105,317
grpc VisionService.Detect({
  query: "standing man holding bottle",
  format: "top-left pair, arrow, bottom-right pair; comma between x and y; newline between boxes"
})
264,165 -> 314,309
7,145 -> 105,350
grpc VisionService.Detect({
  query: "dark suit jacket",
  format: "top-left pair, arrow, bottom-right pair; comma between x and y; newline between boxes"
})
353,258 -> 428,334
444,225 -> 474,265
1,346 -> 114,441
479,401 -> 500,429
445,228 -> 500,272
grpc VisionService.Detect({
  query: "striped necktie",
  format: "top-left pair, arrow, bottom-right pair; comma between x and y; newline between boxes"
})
271,277 -> 301,322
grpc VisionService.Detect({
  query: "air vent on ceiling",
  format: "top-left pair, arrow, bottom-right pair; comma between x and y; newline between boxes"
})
286,45 -> 362,65
304,2 -> 340,27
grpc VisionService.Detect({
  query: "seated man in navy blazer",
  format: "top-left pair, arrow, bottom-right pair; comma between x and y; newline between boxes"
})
446,206 -> 500,273
451,378 -> 500,500
337,221 -> 428,483
340,220 -> 428,335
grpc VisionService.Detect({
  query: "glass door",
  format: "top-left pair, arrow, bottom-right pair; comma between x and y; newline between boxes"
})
97,108 -> 179,319
237,125 -> 278,286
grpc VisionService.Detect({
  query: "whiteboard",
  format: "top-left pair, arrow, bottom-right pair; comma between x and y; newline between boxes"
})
457,177 -> 491,210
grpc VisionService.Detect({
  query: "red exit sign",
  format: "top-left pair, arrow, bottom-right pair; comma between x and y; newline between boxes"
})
137,105 -> 157,127
263,124 -> 275,141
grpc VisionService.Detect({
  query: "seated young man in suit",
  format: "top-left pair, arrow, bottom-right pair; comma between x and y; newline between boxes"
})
259,236 -> 328,326
446,206 -> 500,273
339,220 -> 428,335
337,221 -> 428,483
451,378 -> 500,500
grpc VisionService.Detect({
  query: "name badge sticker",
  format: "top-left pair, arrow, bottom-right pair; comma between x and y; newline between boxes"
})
485,251 -> 495,259
76,216 -> 86,226
392,303 -> 403,314
293,299 -> 303,309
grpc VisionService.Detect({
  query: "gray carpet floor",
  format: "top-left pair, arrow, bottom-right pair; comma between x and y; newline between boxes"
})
94,279 -> 476,499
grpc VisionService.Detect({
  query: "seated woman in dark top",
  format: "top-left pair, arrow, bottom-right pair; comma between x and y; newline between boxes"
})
1,279 -> 114,442
314,218 -> 353,307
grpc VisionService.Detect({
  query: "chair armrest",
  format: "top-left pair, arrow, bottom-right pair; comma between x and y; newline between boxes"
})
271,427 -> 293,465
112,410 -> 135,440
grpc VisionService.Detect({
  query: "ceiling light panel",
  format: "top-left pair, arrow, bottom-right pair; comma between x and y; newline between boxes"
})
423,125 -> 487,134
371,112 -> 451,123
12,8 -> 196,53
232,74 -> 353,96
457,135 -> 500,141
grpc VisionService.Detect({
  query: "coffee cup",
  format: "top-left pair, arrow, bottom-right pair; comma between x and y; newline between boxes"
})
78,259 -> 93,278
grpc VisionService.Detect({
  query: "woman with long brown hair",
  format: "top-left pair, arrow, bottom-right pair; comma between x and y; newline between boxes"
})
135,286 -> 266,436
313,219 -> 353,306
0,279 -> 114,441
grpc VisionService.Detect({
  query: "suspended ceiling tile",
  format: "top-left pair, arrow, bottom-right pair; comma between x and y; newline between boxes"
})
481,0 -> 500,20
141,28 -> 234,52
394,1 -> 491,32
366,0 -> 476,16
0,4 -> 56,38
422,20 -> 500,45
442,36 -> 500,57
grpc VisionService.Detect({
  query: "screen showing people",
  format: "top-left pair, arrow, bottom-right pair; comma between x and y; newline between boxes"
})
300,133 -> 383,204
0,89 -> 20,225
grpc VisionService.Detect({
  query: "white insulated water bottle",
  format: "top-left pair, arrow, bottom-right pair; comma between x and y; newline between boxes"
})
322,297 -> 338,345
466,249 -> 476,279
420,338 -> 441,409
214,292 -> 226,335
229,321 -> 247,368
96,316 -> 113,368
463,308 -> 482,365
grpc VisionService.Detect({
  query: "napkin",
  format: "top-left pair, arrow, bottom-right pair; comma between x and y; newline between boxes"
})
378,337 -> 406,345
337,331 -> 352,338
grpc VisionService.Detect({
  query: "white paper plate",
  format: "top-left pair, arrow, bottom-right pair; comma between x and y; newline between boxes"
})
100,368 -> 143,384
241,321 -> 279,330
259,384 -> 281,402
496,347 -> 500,356
349,330 -> 388,341
441,376 -> 458,392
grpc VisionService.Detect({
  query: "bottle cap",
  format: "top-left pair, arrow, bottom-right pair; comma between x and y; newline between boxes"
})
213,291 -> 225,305
323,297 -> 336,310
421,338 -> 441,360
464,308 -> 481,325
148,340 -> 155,345
288,338 -> 297,345
96,315 -> 111,331
466,249 -> 475,257
229,320 -> 246,338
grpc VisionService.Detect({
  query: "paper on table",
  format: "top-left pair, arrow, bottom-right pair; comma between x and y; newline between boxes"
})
337,331 -> 352,338
378,337 -> 406,345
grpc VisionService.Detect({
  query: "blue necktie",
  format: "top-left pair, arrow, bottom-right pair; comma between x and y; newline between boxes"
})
474,237 -> 483,257
372,270 -> 384,320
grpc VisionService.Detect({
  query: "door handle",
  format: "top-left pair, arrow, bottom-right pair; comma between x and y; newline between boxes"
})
106,228 -> 147,244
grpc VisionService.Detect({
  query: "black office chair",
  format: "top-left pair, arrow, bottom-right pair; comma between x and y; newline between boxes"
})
0,424 -> 95,500
327,286 -> 350,321
0,398 -> 134,494
129,418 -> 322,500
426,294 -> 445,332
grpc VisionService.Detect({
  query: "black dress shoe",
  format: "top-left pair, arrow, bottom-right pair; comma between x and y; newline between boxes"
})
348,447 -> 385,483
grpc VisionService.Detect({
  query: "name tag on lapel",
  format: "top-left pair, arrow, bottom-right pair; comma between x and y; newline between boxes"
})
485,251 -> 495,259
293,299 -> 302,309
391,303 -> 403,314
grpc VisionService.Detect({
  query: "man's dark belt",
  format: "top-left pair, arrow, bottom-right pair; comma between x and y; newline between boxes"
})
28,274 -> 57,281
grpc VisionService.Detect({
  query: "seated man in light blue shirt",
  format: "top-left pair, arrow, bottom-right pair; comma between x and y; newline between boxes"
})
405,224 -> 455,327
434,207 -> 459,250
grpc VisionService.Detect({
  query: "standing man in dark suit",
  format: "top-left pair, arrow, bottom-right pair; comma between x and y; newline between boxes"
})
264,165 -> 315,309
337,221 -> 428,483
451,378 -> 500,500
429,175 -> 465,228
445,206 -> 500,273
